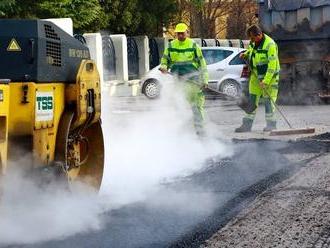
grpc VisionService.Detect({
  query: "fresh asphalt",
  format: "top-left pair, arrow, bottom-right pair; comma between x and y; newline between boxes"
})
15,97 -> 330,248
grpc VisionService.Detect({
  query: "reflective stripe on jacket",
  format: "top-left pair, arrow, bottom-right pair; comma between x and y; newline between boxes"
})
244,34 -> 280,85
160,38 -> 208,84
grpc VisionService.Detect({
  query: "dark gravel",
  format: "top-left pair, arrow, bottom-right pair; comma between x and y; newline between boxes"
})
12,135 -> 330,248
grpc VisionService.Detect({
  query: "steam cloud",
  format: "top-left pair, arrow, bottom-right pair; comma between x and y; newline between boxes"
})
0,166 -> 106,245
100,74 -> 231,206
0,74 -> 230,246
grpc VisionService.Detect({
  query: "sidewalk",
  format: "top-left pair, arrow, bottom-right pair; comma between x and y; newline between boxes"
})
207,102 -> 330,142
103,80 -> 141,97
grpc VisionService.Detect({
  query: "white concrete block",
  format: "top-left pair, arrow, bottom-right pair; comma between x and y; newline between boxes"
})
110,34 -> 129,81
133,36 -> 150,77
323,6 -> 330,23
83,33 -> 104,89
44,18 -> 73,36
216,39 -> 232,47
297,8 -> 310,24
311,7 -> 323,29
272,11 -> 285,28
285,11 -> 297,32
203,39 -> 217,47
230,39 -> 242,48
242,40 -> 250,49
192,38 -> 202,46
154,37 -> 170,62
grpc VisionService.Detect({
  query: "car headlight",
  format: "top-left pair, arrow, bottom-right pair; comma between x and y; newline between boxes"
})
0,90 -> 3,102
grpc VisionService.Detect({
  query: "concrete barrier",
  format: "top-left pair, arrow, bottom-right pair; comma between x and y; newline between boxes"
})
110,34 -> 129,81
83,33 -> 104,88
230,39 -> 242,48
154,37 -> 171,62
80,33 -> 251,97
133,36 -> 150,77
242,40 -> 250,49
192,38 -> 202,46
203,39 -> 217,47
107,80 -> 141,97
45,18 -> 73,36
216,39 -> 232,47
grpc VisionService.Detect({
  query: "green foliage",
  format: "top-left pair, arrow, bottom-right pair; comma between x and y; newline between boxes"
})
134,0 -> 177,36
99,0 -> 177,36
0,0 -> 107,32
101,0 -> 141,34
0,0 -> 14,17
37,0 -> 107,32
0,0 -> 39,18
0,0 -> 177,35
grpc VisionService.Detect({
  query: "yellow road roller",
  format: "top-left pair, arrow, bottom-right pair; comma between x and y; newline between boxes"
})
0,20 -> 104,189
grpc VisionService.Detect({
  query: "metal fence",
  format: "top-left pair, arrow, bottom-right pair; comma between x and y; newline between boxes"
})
202,39 -> 247,48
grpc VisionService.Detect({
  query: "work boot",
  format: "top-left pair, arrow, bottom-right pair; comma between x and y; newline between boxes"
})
235,118 -> 253,133
263,121 -> 276,132
196,130 -> 207,139
195,126 -> 206,138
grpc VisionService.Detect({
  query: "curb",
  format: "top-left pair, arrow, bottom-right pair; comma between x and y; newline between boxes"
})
104,80 -> 142,97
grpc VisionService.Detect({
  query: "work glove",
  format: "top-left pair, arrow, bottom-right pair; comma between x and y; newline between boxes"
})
159,67 -> 168,74
259,80 -> 266,89
200,84 -> 208,90
239,53 -> 246,59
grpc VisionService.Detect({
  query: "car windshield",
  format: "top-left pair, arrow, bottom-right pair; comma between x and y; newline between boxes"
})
229,51 -> 246,65
202,49 -> 233,65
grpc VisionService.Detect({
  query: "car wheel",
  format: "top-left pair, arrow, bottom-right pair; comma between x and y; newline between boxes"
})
220,79 -> 241,98
143,79 -> 160,99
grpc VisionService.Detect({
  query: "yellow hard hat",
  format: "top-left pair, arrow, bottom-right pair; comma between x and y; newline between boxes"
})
174,23 -> 188,33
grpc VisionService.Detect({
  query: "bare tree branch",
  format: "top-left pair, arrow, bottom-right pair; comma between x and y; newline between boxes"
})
173,0 -> 257,38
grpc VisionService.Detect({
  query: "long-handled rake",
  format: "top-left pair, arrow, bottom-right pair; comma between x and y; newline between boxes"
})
242,61 -> 315,136
263,89 -> 315,136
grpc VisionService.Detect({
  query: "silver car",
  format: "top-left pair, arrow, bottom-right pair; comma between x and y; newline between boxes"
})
140,46 -> 249,99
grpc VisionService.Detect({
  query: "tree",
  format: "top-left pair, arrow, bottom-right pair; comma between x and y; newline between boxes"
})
0,0 -> 178,35
226,0 -> 258,39
0,0 -> 39,18
0,0 -> 15,17
174,0 -> 232,38
134,0 -> 177,37
38,0 -> 107,32
100,0 -> 177,36
0,0 -> 107,32
99,0 -> 140,34
171,0 -> 258,39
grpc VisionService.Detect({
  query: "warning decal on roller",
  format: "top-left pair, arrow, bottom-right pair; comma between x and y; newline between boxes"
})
7,38 -> 21,52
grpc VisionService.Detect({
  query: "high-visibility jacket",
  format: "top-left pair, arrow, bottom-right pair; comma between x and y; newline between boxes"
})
243,34 -> 280,95
160,38 -> 208,85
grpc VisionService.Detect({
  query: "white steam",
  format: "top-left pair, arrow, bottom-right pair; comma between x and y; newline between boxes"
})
100,74 -> 231,206
0,74 -> 231,246
0,166 -> 106,245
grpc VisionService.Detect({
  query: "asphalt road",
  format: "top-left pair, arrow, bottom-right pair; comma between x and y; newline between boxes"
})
20,141 -> 291,248
4,95 -> 329,248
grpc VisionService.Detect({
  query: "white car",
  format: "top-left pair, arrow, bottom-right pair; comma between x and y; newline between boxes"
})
140,46 -> 249,99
